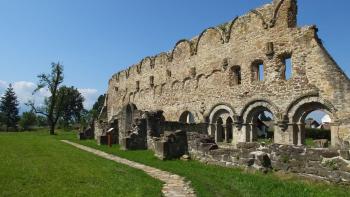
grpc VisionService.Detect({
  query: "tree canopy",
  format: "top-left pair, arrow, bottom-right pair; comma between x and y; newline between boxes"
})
0,84 -> 20,131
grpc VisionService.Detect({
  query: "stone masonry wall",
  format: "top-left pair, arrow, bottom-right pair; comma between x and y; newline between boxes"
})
103,0 -> 350,146
187,132 -> 350,184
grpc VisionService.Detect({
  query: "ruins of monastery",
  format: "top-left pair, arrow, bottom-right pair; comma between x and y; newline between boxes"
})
90,0 -> 350,183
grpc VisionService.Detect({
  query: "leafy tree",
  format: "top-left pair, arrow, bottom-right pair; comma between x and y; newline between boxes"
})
28,62 -> 64,135
91,94 -> 106,119
36,115 -> 48,127
57,86 -> 84,128
0,84 -> 20,131
19,112 -> 37,131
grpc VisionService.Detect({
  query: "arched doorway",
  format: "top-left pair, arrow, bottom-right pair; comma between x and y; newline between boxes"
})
208,104 -> 236,143
241,100 -> 278,143
247,109 -> 274,142
179,111 -> 195,124
291,102 -> 334,147
125,103 -> 137,132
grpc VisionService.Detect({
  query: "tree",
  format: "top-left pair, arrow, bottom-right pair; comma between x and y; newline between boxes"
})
19,112 -> 37,131
0,84 -> 20,131
57,86 -> 84,128
91,94 -> 106,119
28,62 -> 64,135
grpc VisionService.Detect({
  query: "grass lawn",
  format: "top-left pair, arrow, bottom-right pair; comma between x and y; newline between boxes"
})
0,131 -> 163,197
1,131 -> 349,197
57,132 -> 349,197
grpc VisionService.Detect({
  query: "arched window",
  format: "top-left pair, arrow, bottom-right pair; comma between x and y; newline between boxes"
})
179,111 -> 195,124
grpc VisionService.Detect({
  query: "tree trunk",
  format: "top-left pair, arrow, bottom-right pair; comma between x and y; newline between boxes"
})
49,123 -> 55,135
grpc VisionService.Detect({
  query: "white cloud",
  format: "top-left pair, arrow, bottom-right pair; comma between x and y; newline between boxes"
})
78,88 -> 99,110
0,80 -> 99,112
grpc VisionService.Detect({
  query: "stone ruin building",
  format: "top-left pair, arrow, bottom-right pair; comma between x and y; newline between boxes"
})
93,0 -> 350,183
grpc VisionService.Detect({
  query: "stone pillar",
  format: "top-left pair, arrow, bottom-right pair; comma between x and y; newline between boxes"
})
249,123 -> 254,142
223,125 -> 228,143
296,122 -> 305,146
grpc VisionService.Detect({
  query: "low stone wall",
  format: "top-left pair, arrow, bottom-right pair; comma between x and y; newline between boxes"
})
187,132 -> 350,183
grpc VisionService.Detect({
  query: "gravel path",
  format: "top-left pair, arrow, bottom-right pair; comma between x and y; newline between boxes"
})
61,140 -> 196,197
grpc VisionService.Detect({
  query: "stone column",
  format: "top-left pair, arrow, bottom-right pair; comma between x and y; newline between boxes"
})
223,125 -> 228,143
296,122 -> 305,146
249,123 -> 254,142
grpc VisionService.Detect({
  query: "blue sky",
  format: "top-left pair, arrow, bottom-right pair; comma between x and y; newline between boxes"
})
0,0 -> 349,116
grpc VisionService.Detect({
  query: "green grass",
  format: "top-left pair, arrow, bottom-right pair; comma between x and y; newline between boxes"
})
58,132 -> 350,197
1,131 -> 349,197
0,131 -> 163,197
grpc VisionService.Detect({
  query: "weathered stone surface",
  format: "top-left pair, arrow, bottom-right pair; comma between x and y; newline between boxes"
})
340,150 -> 350,160
97,0 -> 350,148
237,142 -> 260,150
93,0 -> 350,185
314,139 -> 329,148
321,150 -> 339,158
154,130 -> 189,160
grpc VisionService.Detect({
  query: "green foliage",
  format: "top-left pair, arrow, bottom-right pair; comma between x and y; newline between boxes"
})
280,154 -> 290,164
305,138 -> 316,148
56,86 -> 84,129
305,128 -> 331,140
19,112 -> 37,131
0,84 -> 20,131
323,160 -> 339,170
91,94 -> 106,119
36,115 -> 48,127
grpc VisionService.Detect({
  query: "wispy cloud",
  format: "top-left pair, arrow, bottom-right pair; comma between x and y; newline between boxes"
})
78,88 -> 99,109
0,80 -> 99,112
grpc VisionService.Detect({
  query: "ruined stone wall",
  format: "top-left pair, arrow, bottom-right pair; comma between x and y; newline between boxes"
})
105,0 -> 350,145
187,132 -> 350,184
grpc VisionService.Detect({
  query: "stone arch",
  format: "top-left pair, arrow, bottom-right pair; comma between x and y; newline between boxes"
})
240,99 -> 279,142
208,104 -> 236,143
250,10 -> 269,29
171,80 -> 182,90
140,56 -> 153,72
183,77 -> 195,91
286,95 -> 337,146
286,95 -> 337,122
170,39 -> 194,61
195,27 -> 225,55
179,111 -> 196,124
154,52 -> 170,66
124,103 -> 138,133
241,99 -> 279,122
196,74 -> 206,89
223,17 -> 239,43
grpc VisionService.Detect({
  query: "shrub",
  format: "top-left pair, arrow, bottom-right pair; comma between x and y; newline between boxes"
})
305,128 -> 331,140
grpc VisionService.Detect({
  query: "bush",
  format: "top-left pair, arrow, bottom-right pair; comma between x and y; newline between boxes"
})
19,112 -> 37,131
305,128 -> 330,140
